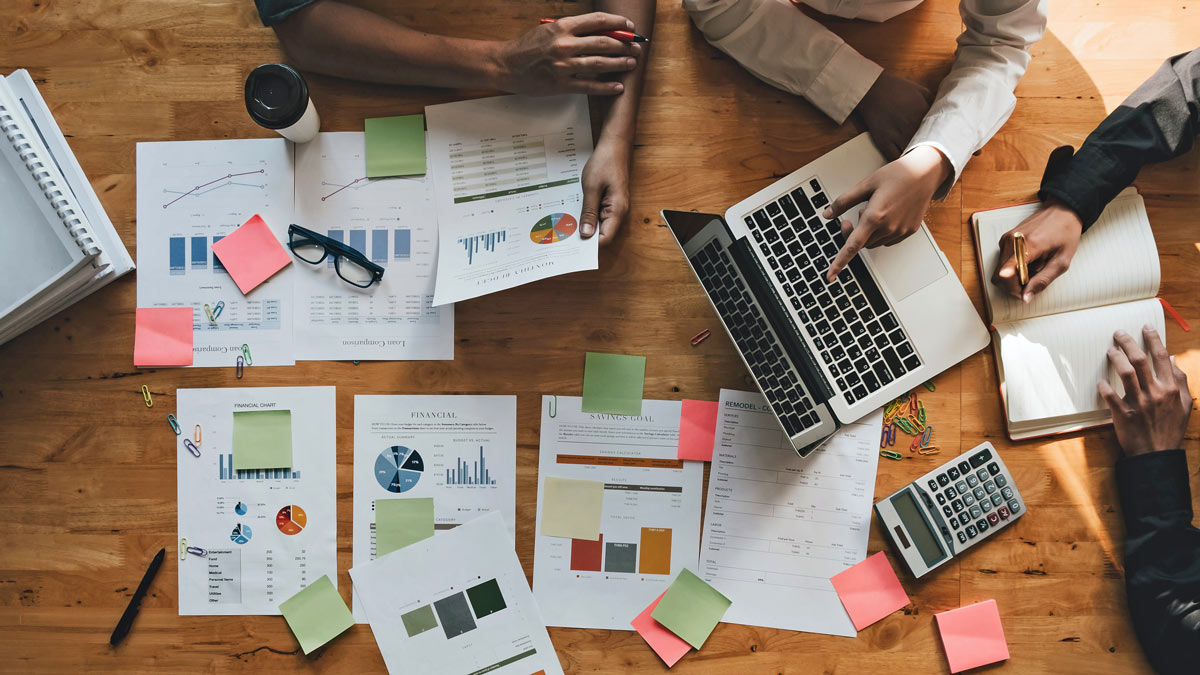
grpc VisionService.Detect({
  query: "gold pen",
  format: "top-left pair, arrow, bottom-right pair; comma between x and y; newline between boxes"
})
1013,231 -> 1029,286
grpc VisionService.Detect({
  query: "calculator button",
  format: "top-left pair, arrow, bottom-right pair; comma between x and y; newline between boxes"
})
1008,499 -> 1021,514
1001,486 -> 1014,500
968,447 -> 992,468
948,467 -> 961,480
988,462 -> 1001,476
942,505 -> 953,517
988,494 -> 1001,507
936,493 -> 946,505
976,468 -> 989,482
959,514 -> 972,528
963,493 -> 975,507
970,506 -> 982,519
987,513 -> 1000,526
966,474 -> 979,488
957,461 -> 971,475
937,474 -> 950,487
995,475 -> 1007,488
928,479 -> 939,492
945,487 -> 958,499
951,518 -> 960,530
998,506 -> 1011,519
980,499 -> 992,513
977,519 -> 989,533
955,480 -> 968,493
973,487 -> 986,500
952,499 -> 964,513
957,531 -> 967,544
966,525 -> 978,538
984,481 -> 997,494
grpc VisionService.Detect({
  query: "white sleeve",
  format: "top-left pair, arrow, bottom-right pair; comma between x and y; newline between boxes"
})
906,0 -> 1048,197
682,0 -> 882,123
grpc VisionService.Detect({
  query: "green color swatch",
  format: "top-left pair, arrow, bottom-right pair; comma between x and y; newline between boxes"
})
365,114 -> 426,177
581,352 -> 646,416
401,604 -> 439,637
650,568 -> 732,650
278,575 -> 354,655
375,497 -> 434,557
466,578 -> 507,619
232,409 -> 292,470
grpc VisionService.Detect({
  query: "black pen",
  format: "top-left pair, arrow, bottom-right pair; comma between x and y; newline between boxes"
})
110,547 -> 165,646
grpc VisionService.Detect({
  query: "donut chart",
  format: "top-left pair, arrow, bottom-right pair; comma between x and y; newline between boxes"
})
376,445 -> 424,493
276,504 -> 307,535
231,523 -> 252,545
530,213 -> 577,244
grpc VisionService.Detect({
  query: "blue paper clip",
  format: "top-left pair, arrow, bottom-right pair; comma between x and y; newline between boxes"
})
212,300 -> 225,320
241,343 -> 253,366
236,355 -> 244,379
186,546 -> 208,557
183,438 -> 201,457
167,414 -> 181,435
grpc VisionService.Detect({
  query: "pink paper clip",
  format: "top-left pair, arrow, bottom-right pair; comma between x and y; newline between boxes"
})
691,329 -> 711,346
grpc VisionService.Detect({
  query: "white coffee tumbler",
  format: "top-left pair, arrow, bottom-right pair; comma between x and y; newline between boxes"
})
244,64 -> 320,144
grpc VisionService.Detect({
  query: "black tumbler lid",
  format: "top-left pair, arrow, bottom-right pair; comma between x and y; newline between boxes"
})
245,64 -> 309,130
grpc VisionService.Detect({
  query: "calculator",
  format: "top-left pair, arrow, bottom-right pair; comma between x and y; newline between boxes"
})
874,442 -> 1025,578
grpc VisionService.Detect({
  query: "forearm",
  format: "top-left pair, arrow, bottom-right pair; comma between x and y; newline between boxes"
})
272,1 -> 502,89
593,0 -> 654,146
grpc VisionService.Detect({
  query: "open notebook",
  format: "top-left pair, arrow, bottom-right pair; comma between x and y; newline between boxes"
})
973,188 -> 1165,440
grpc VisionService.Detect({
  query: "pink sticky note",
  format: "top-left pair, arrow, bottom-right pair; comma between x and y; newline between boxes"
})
211,214 -> 291,294
631,591 -> 691,668
935,599 -> 1009,673
676,400 -> 719,461
134,307 -> 194,367
829,551 -> 910,631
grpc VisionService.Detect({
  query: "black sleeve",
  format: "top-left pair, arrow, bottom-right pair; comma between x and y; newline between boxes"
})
1116,449 -> 1200,675
253,0 -> 320,27
1039,48 -> 1200,230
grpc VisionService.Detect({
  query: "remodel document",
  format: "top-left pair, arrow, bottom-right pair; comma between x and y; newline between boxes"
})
352,395 -> 517,622
176,386 -> 337,615
425,95 -> 597,306
699,389 -> 882,636
532,396 -> 704,630
136,135 -> 453,364
351,512 -> 564,675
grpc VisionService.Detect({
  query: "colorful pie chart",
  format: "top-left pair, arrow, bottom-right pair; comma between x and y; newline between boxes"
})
276,504 -> 307,535
530,213 -> 578,244
376,445 -> 424,493
231,523 -> 252,545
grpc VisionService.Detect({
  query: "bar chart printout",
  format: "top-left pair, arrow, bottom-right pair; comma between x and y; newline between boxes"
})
532,396 -> 703,630
447,446 -> 496,485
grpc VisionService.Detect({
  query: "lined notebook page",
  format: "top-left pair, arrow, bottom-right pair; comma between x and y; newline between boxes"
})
997,298 -> 1165,424
977,190 -> 1159,324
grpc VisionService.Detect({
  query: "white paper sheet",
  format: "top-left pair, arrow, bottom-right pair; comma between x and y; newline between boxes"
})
351,512 -> 564,675
425,95 -> 597,306
699,389 -> 882,636
352,395 -> 517,621
293,133 -> 453,360
532,395 -> 704,630
175,386 -> 337,615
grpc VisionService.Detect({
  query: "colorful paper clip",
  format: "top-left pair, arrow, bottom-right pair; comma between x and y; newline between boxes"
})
908,391 -> 918,414
183,438 -> 201,457
167,414 -> 181,435
909,435 -> 923,452
691,329 -> 711,346
179,538 -> 188,560
203,303 -> 215,324
353,360 -> 360,365
141,385 -> 153,408
917,446 -> 941,456
921,425 -> 933,447
186,546 -> 208,558
241,343 -> 253,366
194,424 -> 202,445
236,355 -> 244,379
917,401 -> 927,425
880,449 -> 904,461
923,380 -> 936,392
548,395 -> 557,419
212,300 -> 225,320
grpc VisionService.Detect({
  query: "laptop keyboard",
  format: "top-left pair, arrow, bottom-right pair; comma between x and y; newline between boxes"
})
745,177 -> 922,406
691,241 -> 823,437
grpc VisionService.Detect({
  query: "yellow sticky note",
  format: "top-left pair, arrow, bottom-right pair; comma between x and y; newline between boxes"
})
279,575 -> 354,655
539,476 -> 604,540
233,409 -> 293,470
376,497 -> 434,557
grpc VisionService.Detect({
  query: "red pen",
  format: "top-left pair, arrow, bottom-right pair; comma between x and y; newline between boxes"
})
539,17 -> 650,43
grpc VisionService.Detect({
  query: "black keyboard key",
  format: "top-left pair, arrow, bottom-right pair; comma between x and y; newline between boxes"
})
873,361 -> 892,383
853,358 -> 868,373
766,201 -> 781,217
851,323 -> 867,337
897,342 -> 914,357
903,354 -> 921,370
811,192 -> 828,208
882,348 -> 905,377
847,345 -> 862,360
791,188 -> 816,219
863,372 -> 879,391
948,467 -> 960,480
791,297 -> 802,311
780,194 -> 799,219
821,241 -> 838,258
831,319 -> 846,333
880,313 -> 899,331
786,268 -> 802,282
874,334 -> 889,349
816,320 -> 831,334
852,384 -> 867,399
888,329 -> 906,345
937,474 -> 950,487
788,241 -> 803,256
836,296 -> 851,310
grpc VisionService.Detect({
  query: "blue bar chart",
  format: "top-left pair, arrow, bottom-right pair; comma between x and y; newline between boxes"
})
458,230 -> 506,265
394,229 -> 411,260
371,230 -> 388,265
170,237 -> 186,275
219,453 -> 301,481
348,230 -> 367,257
446,446 -> 497,486
190,236 -> 208,270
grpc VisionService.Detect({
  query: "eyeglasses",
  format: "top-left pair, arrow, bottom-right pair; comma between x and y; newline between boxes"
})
287,224 -> 385,288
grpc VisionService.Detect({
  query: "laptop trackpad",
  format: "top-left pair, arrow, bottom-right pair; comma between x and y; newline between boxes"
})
864,226 -> 948,302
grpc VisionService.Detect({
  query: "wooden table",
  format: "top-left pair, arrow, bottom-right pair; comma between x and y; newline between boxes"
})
1,0 -> 1196,672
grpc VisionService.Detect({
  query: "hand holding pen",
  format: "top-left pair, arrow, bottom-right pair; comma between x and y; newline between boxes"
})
493,13 -> 644,96
992,198 -> 1085,303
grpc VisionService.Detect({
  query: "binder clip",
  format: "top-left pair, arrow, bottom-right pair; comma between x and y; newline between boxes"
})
236,355 -> 244,379
240,343 -> 253,366
141,385 -> 153,408
167,414 -> 181,435
183,438 -> 201,457
690,329 -> 711,346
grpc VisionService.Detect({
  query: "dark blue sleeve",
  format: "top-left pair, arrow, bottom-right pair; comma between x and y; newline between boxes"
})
253,0 -> 320,27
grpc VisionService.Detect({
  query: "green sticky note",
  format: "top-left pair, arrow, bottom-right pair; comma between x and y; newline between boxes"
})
279,575 -> 354,655
581,352 -> 646,416
650,568 -> 732,650
539,476 -> 604,540
365,114 -> 426,177
376,497 -> 434,556
232,409 -> 292,470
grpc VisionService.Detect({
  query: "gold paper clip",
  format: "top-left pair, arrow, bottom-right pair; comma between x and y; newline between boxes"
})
923,380 -> 936,392
212,300 -> 224,319
194,424 -> 202,445
183,438 -> 201,457
880,449 -> 904,461
141,385 -> 153,408
167,414 -> 181,435
180,538 -> 188,560
908,415 -> 926,433
917,446 -> 941,456
690,329 -> 711,346
203,303 -> 215,324
236,355 -> 244,379
241,343 -> 253,366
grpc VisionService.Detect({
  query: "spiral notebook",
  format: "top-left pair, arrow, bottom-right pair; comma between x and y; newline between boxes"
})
0,69 -> 133,345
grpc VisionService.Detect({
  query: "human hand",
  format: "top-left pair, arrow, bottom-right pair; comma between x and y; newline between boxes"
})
495,13 -> 641,96
580,137 -> 632,244
1099,325 -> 1193,457
992,199 -> 1083,302
855,71 -> 933,160
821,145 -> 951,281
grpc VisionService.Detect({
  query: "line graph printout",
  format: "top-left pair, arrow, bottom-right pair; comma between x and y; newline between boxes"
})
294,133 -> 452,360
136,139 -> 296,366
426,95 -> 597,306
699,389 -> 882,637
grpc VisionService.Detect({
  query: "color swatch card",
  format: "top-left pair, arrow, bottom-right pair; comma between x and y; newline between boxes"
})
532,396 -> 704,630
581,352 -> 646,416
651,569 -> 731,650
176,386 -> 337,615
350,512 -> 564,675
211,214 -> 292,295
232,409 -> 293,470
133,306 -> 194,367
279,575 -> 355,655
352,395 -> 517,622
631,592 -> 691,668
364,114 -> 426,177
935,599 -> 1010,673
830,551 -> 910,631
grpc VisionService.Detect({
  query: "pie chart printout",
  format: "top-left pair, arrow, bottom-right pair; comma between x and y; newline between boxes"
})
529,213 -> 578,244
376,445 -> 424,493
276,504 -> 307,535
230,523 -> 252,545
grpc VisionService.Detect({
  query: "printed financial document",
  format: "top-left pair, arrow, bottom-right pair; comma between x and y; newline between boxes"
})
532,396 -> 703,630
699,389 -> 882,636
425,95 -> 597,306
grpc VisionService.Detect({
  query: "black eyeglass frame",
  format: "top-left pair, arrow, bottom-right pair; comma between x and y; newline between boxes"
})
287,223 -> 385,288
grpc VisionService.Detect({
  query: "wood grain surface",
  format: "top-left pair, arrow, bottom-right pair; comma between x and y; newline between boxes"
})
1,0 -> 1197,672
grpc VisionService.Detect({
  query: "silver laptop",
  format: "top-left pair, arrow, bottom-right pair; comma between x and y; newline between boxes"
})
662,133 -> 989,456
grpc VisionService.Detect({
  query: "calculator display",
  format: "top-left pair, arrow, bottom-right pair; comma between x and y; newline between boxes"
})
891,490 -> 946,566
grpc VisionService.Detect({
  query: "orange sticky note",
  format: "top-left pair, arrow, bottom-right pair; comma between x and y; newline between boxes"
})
631,591 -> 691,668
676,400 -> 719,461
134,307 -> 194,367
935,599 -> 1009,673
829,551 -> 910,631
211,214 -> 291,294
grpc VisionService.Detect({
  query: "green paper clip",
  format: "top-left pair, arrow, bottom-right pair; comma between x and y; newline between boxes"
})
918,401 -> 927,425
880,449 -> 903,461
923,380 -> 936,392
895,417 -> 915,435
241,343 -> 253,366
